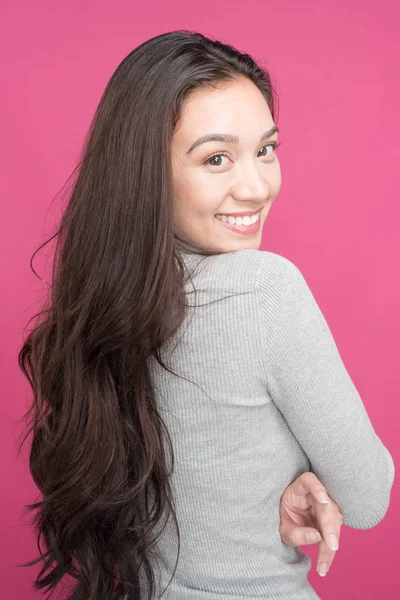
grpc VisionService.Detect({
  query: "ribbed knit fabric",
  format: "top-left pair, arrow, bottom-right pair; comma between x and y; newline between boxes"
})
146,245 -> 395,600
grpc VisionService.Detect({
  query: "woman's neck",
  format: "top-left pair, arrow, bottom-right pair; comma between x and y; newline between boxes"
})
175,236 -> 214,256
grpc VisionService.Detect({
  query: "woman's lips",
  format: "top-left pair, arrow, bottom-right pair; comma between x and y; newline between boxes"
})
215,206 -> 263,218
214,214 -> 262,235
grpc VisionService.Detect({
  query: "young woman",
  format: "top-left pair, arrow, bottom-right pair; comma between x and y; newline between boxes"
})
17,30 -> 394,600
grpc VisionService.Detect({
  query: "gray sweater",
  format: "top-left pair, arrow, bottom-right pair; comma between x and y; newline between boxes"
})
146,245 -> 395,599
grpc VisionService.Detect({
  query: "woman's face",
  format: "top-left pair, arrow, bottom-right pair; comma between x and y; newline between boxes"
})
171,76 -> 282,253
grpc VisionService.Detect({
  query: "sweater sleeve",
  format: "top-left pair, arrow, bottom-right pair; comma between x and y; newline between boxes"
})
256,253 -> 395,529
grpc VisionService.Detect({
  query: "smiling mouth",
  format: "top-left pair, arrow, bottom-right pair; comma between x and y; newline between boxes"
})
214,206 -> 264,218
214,211 -> 262,235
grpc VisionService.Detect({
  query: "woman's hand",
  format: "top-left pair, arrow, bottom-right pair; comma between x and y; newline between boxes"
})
279,471 -> 343,577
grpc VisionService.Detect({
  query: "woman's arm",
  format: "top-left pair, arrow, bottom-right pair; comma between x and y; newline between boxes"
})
256,253 -> 395,529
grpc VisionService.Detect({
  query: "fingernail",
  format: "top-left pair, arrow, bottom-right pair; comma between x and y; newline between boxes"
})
305,532 -> 322,544
329,534 -> 339,551
317,491 -> 330,503
318,562 -> 329,577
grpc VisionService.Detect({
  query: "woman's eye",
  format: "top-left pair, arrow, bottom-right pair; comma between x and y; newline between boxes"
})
204,142 -> 280,167
259,142 -> 281,157
204,153 -> 230,167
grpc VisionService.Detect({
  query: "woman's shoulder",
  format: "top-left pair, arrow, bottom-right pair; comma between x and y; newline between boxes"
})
198,247 -> 296,269
180,247 -> 304,295
227,248 -> 301,285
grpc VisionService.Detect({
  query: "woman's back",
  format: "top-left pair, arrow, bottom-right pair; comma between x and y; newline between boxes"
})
146,247 -> 394,599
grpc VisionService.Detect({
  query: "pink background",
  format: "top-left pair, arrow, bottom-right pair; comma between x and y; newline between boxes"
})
1,1 -> 399,598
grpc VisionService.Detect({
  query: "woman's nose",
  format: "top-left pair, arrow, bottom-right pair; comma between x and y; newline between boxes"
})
233,167 -> 270,201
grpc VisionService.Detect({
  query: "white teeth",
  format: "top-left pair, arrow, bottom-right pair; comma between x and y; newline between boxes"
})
216,212 -> 260,226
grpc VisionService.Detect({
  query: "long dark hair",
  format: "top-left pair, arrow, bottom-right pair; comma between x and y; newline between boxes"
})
16,29 -> 279,599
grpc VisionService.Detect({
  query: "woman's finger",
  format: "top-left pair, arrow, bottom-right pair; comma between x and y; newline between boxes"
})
312,493 -> 342,551
290,472 -> 343,575
283,523 -> 338,577
295,472 -> 343,552
280,472 -> 343,576
281,525 -> 322,546
311,496 -> 343,576
287,471 -> 331,506
315,536 -> 337,577
288,512 -> 341,577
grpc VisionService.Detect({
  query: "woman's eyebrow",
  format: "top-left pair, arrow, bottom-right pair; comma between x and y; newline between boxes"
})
186,125 -> 279,155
